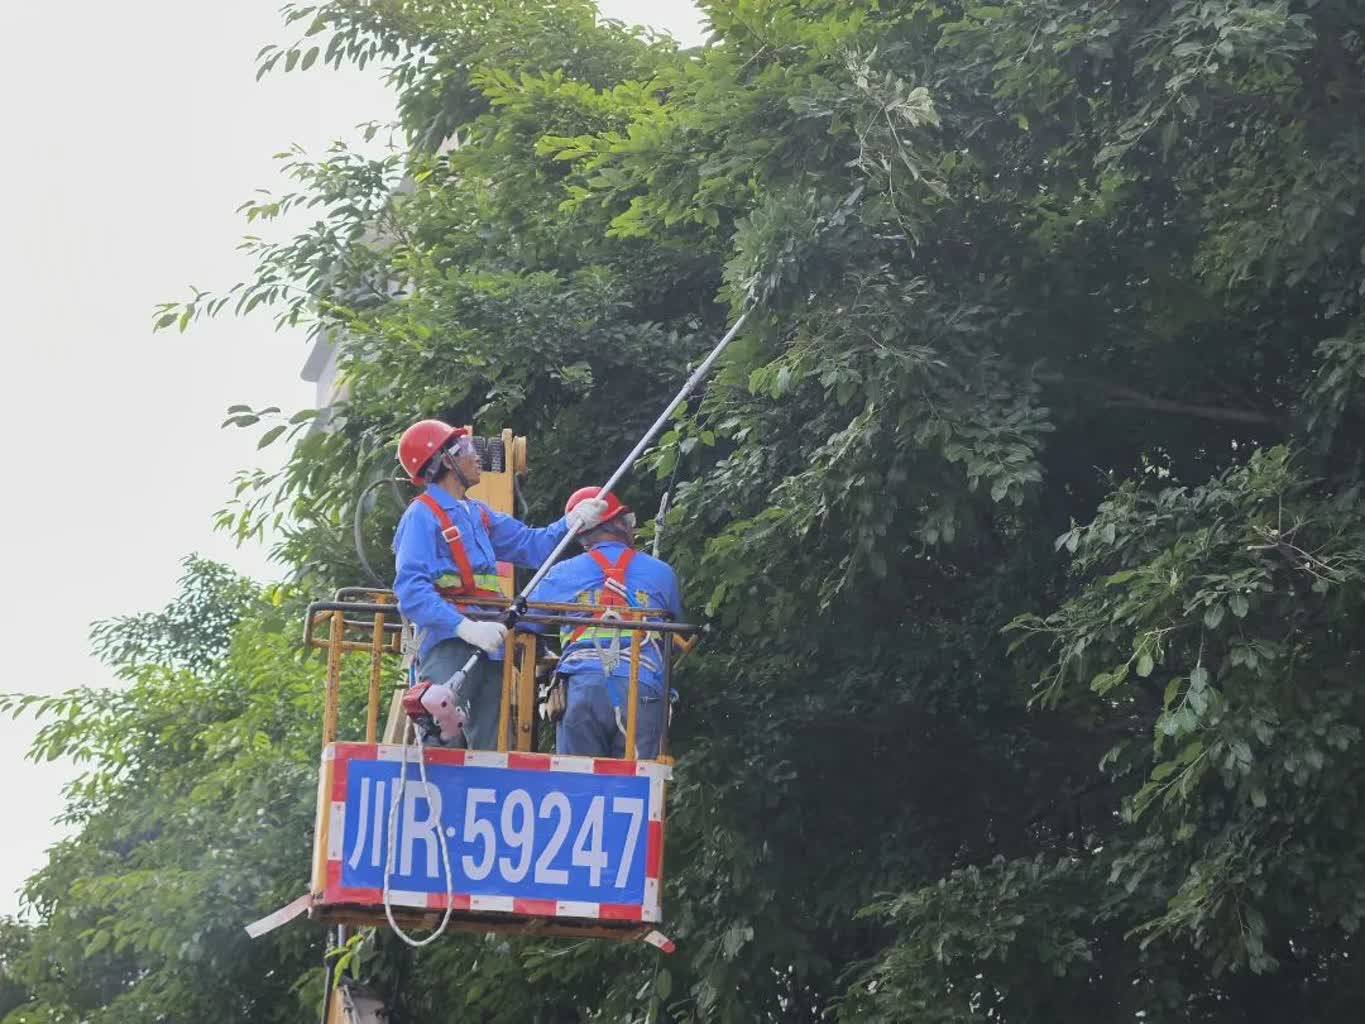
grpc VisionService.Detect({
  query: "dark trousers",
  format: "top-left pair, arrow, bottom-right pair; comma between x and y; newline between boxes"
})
556,672 -> 666,759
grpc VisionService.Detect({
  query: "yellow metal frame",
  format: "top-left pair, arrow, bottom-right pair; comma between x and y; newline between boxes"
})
303,597 -> 683,759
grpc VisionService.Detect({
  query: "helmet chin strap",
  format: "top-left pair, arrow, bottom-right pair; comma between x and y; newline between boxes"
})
441,448 -> 474,491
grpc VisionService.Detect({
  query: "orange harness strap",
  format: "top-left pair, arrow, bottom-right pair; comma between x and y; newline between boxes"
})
567,547 -> 638,644
414,494 -> 504,601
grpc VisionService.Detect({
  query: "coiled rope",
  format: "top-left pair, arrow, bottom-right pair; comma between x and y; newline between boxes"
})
382,720 -> 456,947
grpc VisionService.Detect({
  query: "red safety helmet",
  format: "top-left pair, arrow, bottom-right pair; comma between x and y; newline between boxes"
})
564,486 -> 631,525
397,419 -> 470,485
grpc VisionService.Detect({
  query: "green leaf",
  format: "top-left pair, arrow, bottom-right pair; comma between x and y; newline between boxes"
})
85,930 -> 111,957
1164,677 -> 1183,709
773,365 -> 793,397
1204,604 -> 1226,630
654,448 -> 677,479
257,425 -> 287,449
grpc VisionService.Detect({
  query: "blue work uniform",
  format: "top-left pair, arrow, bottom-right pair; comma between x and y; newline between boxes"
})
393,482 -> 569,748
528,541 -> 684,759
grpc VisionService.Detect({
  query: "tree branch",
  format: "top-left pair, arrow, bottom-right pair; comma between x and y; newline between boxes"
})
1103,385 -> 1283,427
1041,373 -> 1285,427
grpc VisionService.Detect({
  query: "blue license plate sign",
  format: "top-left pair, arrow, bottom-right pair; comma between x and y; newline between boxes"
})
316,744 -> 667,923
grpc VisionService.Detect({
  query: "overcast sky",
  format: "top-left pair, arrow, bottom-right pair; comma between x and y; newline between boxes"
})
0,0 -> 703,917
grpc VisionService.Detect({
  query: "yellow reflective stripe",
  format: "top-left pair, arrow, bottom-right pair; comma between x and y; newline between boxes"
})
568,588 -> 651,608
436,572 -> 503,592
566,626 -> 630,640
560,627 -> 664,649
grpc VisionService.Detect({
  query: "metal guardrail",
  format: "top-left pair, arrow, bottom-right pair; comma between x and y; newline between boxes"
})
304,591 -> 700,758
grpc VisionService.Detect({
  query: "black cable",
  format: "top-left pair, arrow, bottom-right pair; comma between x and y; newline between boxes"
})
514,473 -> 530,519
353,475 -> 406,588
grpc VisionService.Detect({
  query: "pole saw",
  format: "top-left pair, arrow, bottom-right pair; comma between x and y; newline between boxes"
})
437,309 -> 751,697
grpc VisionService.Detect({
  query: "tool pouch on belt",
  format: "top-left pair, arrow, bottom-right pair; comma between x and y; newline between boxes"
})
545,674 -> 568,722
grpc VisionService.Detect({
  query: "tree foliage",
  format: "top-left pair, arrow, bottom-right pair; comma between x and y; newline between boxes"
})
9,0 -> 1365,1020
0,563 -> 357,1023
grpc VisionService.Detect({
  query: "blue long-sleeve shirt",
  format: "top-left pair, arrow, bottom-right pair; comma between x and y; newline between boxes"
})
393,483 -> 569,661
526,541 -> 684,694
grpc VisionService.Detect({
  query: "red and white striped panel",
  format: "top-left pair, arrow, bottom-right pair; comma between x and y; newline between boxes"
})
327,743 -> 672,780
320,742 -> 668,924
643,930 -> 677,954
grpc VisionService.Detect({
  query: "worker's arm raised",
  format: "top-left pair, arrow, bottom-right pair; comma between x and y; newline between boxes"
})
482,504 -> 570,568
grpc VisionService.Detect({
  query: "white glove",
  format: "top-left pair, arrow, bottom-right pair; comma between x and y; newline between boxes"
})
567,497 -> 610,533
456,618 -> 507,654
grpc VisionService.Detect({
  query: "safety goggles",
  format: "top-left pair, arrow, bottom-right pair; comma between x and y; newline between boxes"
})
444,435 -> 477,459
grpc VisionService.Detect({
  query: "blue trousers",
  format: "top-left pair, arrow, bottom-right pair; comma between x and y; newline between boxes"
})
416,638 -> 503,751
556,672 -> 666,760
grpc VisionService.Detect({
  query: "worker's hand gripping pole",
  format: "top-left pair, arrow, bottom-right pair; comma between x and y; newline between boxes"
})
441,309 -> 752,693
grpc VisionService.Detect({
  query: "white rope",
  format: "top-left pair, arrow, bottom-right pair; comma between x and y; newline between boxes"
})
382,720 -> 456,947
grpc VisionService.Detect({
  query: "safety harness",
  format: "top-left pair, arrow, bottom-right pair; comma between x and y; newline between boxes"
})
413,493 -> 505,601
567,548 -> 636,640
561,547 -> 661,676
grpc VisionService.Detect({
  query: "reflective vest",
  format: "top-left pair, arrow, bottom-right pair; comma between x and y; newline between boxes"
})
561,548 -> 661,674
413,493 -> 505,601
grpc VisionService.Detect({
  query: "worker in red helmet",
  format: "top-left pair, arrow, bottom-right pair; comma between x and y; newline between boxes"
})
526,487 -> 684,760
392,420 -> 609,749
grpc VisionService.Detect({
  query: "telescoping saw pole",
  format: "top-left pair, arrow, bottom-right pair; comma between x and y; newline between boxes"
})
441,309 -> 751,693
